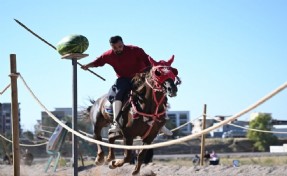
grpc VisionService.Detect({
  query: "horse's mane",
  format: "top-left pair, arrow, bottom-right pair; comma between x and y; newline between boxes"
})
131,68 -> 151,93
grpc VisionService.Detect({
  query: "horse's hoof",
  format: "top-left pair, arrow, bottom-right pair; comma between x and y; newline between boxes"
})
132,170 -> 140,175
105,158 -> 114,165
105,156 -> 115,164
109,160 -> 116,169
95,158 -> 105,166
104,160 -> 109,165
95,160 -> 104,166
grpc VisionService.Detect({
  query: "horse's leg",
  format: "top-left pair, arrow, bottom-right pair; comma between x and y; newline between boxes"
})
105,136 -> 116,164
110,137 -> 133,168
132,143 -> 150,175
94,125 -> 105,165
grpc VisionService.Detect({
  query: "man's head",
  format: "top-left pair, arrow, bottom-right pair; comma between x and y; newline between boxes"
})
110,35 -> 124,55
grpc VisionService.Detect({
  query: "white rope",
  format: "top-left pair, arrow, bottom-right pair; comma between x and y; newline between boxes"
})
210,116 -> 287,134
78,130 -> 140,143
19,74 -> 287,149
78,115 -> 202,142
41,125 -> 56,129
158,115 -> 201,136
0,81 -> 47,147
0,84 -> 10,95
0,133 -> 48,147
40,129 -> 53,134
78,130 -> 94,138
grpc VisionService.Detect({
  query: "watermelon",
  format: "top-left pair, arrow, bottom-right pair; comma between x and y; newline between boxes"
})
56,34 -> 89,55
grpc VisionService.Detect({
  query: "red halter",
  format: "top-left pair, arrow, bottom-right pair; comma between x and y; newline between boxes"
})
130,55 -> 178,139
131,78 -> 167,120
130,78 -> 167,140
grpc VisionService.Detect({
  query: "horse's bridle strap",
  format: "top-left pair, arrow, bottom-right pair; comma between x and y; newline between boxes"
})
145,78 -> 164,92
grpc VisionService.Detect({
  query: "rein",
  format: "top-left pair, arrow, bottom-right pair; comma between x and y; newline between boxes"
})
145,78 -> 164,92
130,78 -> 166,119
130,77 -> 167,140
128,61 -> 177,140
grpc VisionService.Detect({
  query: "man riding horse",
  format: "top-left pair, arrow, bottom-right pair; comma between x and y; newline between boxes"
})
81,36 -> 173,135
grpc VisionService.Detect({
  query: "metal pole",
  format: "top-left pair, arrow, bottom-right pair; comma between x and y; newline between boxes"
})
10,54 -> 20,176
72,59 -> 78,176
200,104 -> 207,166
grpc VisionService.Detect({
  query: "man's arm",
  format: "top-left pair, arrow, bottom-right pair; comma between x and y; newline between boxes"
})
81,52 -> 110,70
137,47 -> 152,69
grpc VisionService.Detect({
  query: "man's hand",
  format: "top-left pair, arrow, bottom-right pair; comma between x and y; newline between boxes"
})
81,64 -> 90,70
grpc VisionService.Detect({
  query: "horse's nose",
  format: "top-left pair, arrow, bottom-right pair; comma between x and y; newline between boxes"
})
174,86 -> 178,93
171,92 -> 177,97
169,87 -> 177,97
172,86 -> 178,95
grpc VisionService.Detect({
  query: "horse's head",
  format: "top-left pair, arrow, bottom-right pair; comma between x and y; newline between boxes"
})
148,55 -> 180,97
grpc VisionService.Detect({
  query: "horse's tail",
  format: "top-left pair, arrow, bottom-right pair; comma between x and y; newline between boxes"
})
87,105 -> 92,113
87,99 -> 96,113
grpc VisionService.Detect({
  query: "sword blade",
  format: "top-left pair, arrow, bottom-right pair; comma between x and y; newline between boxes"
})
14,19 -> 57,50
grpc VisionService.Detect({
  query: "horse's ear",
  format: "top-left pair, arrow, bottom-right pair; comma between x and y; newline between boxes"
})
167,55 -> 174,66
148,56 -> 157,66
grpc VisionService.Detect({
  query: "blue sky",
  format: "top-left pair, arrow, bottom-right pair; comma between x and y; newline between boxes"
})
1,1 -> 287,131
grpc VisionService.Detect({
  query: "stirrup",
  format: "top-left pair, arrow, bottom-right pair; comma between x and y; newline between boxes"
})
108,123 -> 121,133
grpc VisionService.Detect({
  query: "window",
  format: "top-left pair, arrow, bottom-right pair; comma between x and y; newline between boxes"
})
180,120 -> 188,132
179,113 -> 187,120
179,113 -> 188,132
5,125 -> 10,129
167,113 -> 177,126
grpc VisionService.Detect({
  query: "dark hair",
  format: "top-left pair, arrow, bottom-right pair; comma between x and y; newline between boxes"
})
109,35 -> 123,44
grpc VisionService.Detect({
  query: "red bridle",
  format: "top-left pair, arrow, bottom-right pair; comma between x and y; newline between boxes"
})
130,55 -> 178,139
131,78 -> 167,120
130,64 -> 177,119
130,77 -> 168,140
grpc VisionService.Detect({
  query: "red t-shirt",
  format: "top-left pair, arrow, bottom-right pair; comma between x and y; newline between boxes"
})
92,45 -> 152,78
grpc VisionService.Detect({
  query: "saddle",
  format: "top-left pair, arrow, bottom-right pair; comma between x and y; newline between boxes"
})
103,101 -> 113,115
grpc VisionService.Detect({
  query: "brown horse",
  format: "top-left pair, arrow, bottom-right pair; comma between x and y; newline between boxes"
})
88,55 -> 180,175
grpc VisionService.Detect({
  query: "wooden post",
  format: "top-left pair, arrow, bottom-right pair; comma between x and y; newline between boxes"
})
200,104 -> 207,166
10,54 -> 20,176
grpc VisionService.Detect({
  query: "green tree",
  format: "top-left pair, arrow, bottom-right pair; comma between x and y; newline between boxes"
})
247,113 -> 278,151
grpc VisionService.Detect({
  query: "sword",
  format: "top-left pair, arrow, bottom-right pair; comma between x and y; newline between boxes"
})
14,19 -> 106,81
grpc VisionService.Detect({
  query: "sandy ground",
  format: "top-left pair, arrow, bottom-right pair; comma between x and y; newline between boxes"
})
1,161 -> 287,176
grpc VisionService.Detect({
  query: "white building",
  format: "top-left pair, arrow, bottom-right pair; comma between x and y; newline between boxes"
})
166,111 -> 191,135
270,144 -> 287,153
272,125 -> 287,139
54,108 -> 73,117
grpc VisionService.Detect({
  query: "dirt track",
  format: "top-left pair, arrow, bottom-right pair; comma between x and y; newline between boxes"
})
1,162 -> 287,176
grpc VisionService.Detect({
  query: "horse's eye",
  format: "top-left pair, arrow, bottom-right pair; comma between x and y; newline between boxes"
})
155,70 -> 161,76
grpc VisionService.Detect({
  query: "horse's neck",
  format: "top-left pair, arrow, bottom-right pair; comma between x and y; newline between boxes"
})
140,83 -> 166,114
